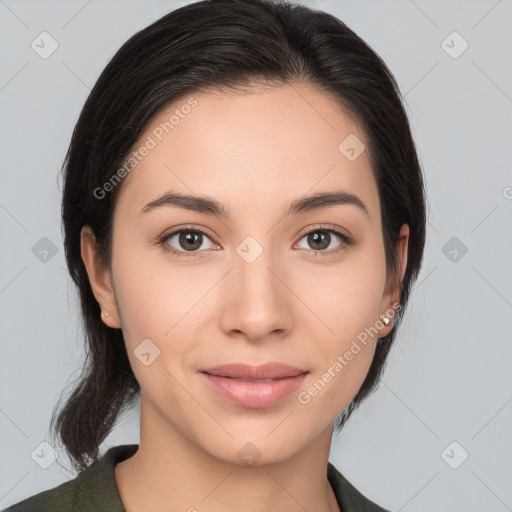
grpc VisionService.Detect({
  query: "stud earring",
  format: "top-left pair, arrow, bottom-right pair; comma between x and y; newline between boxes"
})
103,311 -> 109,317
382,316 -> 390,326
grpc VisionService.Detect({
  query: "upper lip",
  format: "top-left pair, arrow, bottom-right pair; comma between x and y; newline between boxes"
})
201,363 -> 308,380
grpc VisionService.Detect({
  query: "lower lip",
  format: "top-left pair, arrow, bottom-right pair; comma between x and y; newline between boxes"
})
201,372 -> 308,408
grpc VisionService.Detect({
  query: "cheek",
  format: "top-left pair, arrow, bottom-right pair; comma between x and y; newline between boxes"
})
111,254 -> 202,402
294,247 -> 385,407
111,235 -> 206,336
297,248 -> 386,342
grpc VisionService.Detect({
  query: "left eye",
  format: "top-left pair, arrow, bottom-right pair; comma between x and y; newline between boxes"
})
296,228 -> 350,253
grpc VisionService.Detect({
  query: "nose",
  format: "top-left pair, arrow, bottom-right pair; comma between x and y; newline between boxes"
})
218,249 -> 294,343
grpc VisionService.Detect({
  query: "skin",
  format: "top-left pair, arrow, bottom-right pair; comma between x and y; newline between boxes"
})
81,82 -> 409,512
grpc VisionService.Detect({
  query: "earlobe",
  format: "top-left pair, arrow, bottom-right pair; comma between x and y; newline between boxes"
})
100,309 -> 119,328
80,225 -> 121,329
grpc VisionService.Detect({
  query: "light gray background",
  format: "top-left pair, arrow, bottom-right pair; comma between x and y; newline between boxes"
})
1,0 -> 511,510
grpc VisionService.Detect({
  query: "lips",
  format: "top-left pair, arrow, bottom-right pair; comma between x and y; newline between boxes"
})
201,362 -> 308,380
200,363 -> 309,407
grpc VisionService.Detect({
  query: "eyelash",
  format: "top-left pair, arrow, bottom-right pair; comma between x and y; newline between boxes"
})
157,224 -> 353,259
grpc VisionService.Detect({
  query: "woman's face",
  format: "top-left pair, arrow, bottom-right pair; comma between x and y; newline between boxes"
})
83,82 -> 408,465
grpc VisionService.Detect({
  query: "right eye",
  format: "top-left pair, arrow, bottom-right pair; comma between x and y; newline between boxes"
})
158,227 -> 219,258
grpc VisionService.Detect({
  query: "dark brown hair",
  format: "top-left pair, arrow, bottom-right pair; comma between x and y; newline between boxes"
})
52,0 -> 428,471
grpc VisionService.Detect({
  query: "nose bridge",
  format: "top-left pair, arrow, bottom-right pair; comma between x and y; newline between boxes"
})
235,237 -> 281,307
221,236 -> 291,339
236,246 -> 276,297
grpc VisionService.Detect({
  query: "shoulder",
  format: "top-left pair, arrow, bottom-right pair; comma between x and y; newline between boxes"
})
327,462 -> 391,512
2,476 -> 78,512
2,445 -> 139,512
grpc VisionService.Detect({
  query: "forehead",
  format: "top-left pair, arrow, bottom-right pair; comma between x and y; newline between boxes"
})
115,83 -> 379,223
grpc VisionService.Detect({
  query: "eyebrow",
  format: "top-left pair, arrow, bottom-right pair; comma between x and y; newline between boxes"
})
139,190 -> 369,218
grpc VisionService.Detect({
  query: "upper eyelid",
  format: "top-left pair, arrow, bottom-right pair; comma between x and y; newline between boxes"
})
295,223 -> 351,240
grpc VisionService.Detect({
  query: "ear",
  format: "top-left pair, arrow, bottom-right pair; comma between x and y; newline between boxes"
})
80,225 -> 121,329
377,223 -> 409,337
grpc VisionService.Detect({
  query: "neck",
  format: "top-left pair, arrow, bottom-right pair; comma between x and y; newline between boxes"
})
114,396 -> 340,512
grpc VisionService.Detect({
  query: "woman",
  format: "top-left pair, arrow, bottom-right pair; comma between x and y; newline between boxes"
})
3,0 -> 426,510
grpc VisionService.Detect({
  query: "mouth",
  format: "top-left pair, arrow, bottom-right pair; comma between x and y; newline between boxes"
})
199,363 -> 309,408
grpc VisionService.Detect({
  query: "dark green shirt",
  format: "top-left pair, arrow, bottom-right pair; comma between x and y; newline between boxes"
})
2,444 -> 390,512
